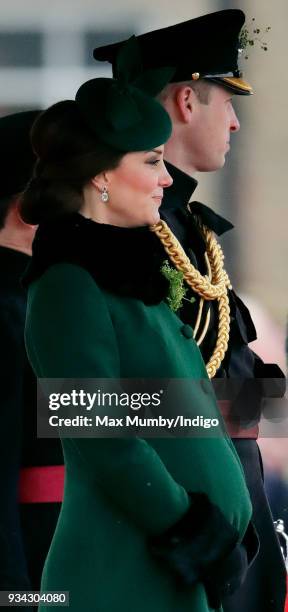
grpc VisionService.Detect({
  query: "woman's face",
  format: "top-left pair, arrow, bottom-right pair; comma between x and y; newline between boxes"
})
91,145 -> 173,227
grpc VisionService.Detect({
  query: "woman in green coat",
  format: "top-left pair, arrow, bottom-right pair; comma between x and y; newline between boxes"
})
20,44 -> 258,612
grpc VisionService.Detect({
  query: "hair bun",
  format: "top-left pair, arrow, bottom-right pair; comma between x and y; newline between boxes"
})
31,100 -> 80,159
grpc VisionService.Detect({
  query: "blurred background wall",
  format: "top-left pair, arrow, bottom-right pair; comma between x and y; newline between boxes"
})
0,0 -> 287,367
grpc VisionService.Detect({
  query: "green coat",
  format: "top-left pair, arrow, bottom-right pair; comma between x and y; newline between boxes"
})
25,262 -> 252,612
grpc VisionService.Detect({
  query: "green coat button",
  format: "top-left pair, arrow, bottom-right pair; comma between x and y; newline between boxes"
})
181,324 -> 193,339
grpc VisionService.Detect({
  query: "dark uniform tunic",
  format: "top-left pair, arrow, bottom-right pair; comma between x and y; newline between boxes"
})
161,162 -> 287,612
0,245 -> 62,591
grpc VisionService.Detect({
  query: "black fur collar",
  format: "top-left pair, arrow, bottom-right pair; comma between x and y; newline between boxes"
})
23,213 -> 170,305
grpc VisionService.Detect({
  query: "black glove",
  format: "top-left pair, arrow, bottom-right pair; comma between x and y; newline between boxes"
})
148,492 -> 259,608
203,521 -> 259,608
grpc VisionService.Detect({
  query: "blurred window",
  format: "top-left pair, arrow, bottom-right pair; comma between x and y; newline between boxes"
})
0,32 -> 42,67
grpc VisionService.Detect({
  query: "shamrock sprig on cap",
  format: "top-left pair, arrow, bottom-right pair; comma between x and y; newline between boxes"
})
239,18 -> 271,59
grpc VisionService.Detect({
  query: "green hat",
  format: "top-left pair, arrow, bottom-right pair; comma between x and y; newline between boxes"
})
0,110 -> 39,199
93,10 -> 253,96
76,37 -> 174,152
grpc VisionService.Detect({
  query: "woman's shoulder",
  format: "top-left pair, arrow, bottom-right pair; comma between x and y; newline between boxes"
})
25,261 -> 121,378
29,261 -> 100,295
27,262 -> 109,323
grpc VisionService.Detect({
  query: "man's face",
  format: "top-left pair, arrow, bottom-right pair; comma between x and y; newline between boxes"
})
182,83 -> 240,173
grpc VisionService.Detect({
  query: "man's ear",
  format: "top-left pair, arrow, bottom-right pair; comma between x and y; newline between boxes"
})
175,86 -> 196,123
90,172 -> 109,192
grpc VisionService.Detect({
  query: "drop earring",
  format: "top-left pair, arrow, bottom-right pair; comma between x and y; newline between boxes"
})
101,186 -> 109,203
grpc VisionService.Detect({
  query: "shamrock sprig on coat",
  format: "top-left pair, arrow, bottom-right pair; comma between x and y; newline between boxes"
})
161,260 -> 195,312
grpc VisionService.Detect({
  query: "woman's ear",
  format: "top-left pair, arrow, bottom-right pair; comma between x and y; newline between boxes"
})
90,171 -> 110,192
175,86 -> 196,123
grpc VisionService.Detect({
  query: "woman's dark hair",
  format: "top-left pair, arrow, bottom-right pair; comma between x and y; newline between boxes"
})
19,100 -> 123,225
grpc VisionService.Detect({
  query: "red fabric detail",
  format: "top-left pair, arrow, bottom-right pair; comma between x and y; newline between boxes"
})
18,465 -> 65,503
217,400 -> 259,439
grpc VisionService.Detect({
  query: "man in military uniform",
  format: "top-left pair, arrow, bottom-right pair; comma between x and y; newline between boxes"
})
0,112 -> 63,592
93,9 -> 287,612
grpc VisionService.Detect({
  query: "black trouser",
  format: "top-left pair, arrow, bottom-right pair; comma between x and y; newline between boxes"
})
222,439 -> 287,612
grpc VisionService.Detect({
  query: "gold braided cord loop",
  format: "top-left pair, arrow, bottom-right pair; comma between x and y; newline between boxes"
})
194,252 -> 211,346
150,220 -> 232,378
202,224 -> 231,290
206,292 -> 230,378
151,220 -> 231,299
196,305 -> 211,347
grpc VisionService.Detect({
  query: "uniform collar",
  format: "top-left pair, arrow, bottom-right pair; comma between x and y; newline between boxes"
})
162,162 -> 234,236
162,161 -> 198,210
